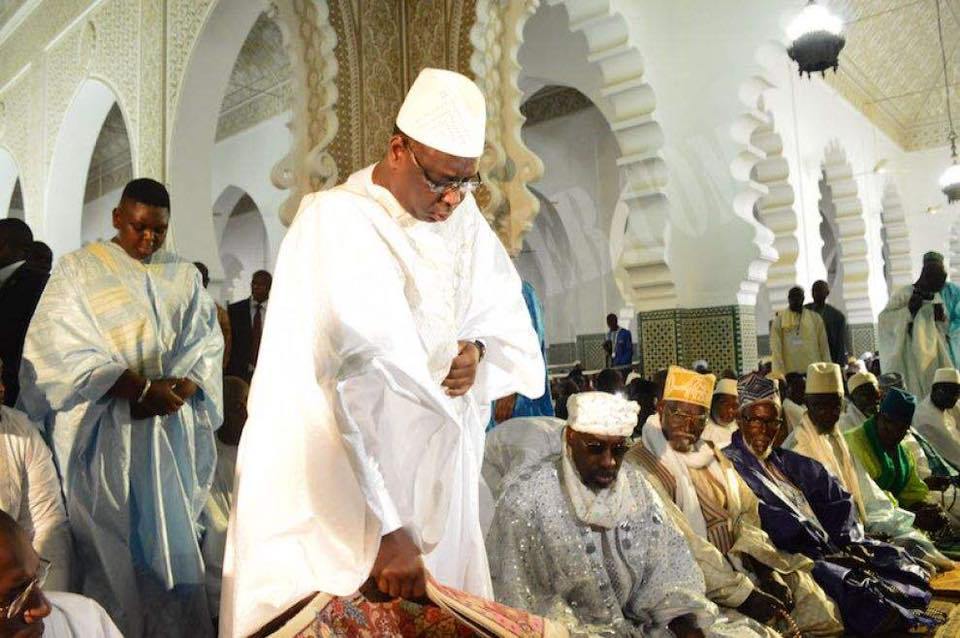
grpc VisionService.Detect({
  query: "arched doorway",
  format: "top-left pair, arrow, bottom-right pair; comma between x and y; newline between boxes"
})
519,84 -> 627,361
81,102 -> 133,245
215,186 -> 268,303
45,78 -> 131,258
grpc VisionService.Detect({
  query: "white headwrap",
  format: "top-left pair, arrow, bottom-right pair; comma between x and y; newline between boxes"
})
934,367 -> 960,385
396,68 -> 486,158
567,391 -> 639,437
848,371 -> 878,393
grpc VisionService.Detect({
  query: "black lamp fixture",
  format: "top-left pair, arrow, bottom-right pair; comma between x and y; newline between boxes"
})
935,0 -> 960,203
787,1 -> 846,78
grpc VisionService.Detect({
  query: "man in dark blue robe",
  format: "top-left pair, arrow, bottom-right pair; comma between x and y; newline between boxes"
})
722,374 -> 940,636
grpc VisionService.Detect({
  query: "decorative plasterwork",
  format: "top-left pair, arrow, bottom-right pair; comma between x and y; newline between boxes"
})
731,62 -> 790,309
272,0 -> 339,226
880,184 -> 912,291
553,0 -> 675,310
472,0 -> 675,309
821,141 -> 874,324
470,0 -> 544,250
328,0 -> 475,181
521,85 -> 593,127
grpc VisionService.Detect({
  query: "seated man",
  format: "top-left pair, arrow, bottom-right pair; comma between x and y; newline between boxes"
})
784,363 -> 951,570
630,366 -> 842,635
701,378 -> 739,449
912,367 -> 960,471
0,359 -> 72,591
488,391 -> 765,637
845,388 -> 956,538
724,375 -> 942,635
837,371 -> 879,432
0,509 -> 121,637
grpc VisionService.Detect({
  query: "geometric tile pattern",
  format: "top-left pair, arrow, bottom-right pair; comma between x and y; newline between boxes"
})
850,323 -> 878,357
737,305 -> 758,374
756,334 -> 771,358
637,309 -> 678,378
577,333 -> 609,371
677,306 -> 742,376
547,342 -> 577,366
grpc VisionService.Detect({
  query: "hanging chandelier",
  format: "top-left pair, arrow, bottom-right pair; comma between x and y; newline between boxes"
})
935,0 -> 960,202
786,1 -> 846,78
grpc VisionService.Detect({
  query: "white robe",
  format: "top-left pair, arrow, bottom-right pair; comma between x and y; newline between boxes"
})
201,439 -> 237,616
879,285 -> 953,399
220,166 -> 544,638
913,395 -> 960,470
42,592 -> 123,638
782,399 -> 805,435
701,418 -> 737,449
837,401 -> 867,432
0,405 -> 72,591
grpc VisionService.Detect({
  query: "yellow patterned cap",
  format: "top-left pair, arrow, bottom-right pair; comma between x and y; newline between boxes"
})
663,365 -> 717,409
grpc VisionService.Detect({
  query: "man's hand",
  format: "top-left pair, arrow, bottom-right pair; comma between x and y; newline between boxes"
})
371,529 -> 425,599
173,378 -> 199,401
442,341 -> 480,397
909,292 -> 924,316
666,614 -> 704,638
138,379 -> 185,417
925,475 -> 953,491
758,572 -> 794,610
737,588 -> 787,624
911,504 -> 951,533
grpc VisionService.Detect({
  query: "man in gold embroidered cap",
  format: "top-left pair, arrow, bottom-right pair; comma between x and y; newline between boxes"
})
489,391 -> 768,637
630,367 -> 843,636
879,251 -> 960,398
221,68 -> 545,637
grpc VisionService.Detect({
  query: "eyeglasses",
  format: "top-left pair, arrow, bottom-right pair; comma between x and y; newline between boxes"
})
403,140 -> 482,196
1,558 -> 50,620
744,417 -> 783,432
664,404 -> 707,429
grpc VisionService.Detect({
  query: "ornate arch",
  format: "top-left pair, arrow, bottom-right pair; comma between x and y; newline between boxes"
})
471,0 -> 675,310
880,183 -> 912,291
820,141 -> 874,324
731,43 -> 796,310
271,0 -> 339,226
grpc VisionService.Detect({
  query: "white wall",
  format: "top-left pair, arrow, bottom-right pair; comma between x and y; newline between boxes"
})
81,188 -> 121,245
515,105 -> 626,345
220,207 -> 268,303
211,111 -> 290,277
891,145 -> 960,276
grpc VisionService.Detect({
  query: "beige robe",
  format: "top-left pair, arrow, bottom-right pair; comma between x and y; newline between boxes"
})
770,309 -> 830,376
627,445 -> 843,636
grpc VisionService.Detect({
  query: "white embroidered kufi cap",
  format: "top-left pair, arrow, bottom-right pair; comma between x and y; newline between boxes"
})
848,372 -> 878,393
567,391 -> 639,438
714,378 -> 738,397
396,68 -> 486,158
806,362 -> 843,395
934,367 -> 960,385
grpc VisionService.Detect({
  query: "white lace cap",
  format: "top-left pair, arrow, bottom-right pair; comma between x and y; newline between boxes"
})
567,391 -> 639,438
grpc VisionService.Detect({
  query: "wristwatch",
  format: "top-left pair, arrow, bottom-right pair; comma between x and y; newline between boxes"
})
473,339 -> 486,361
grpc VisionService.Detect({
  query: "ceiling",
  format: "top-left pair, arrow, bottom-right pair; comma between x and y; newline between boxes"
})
825,0 -> 960,150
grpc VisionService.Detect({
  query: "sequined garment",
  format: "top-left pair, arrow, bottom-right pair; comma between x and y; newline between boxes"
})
487,456 -> 761,637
